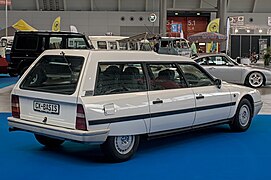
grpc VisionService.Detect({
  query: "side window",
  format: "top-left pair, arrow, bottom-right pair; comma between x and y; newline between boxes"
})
179,63 -> 214,87
119,42 -> 128,50
15,35 -> 38,50
108,41 -> 117,50
195,57 -> 208,65
147,63 -> 187,90
212,56 -> 227,65
97,41 -> 107,49
67,37 -> 88,49
129,42 -> 138,50
49,37 -> 63,49
160,41 -> 169,48
95,63 -> 147,95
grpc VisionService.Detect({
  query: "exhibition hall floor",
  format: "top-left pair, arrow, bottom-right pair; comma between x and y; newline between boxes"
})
1,74 -> 271,180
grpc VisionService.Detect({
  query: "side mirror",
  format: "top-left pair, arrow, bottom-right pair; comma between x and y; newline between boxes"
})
214,79 -> 222,89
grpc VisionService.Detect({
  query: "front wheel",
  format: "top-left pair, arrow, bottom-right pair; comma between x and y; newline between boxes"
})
230,99 -> 252,132
245,72 -> 264,88
34,134 -> 65,148
100,135 -> 140,162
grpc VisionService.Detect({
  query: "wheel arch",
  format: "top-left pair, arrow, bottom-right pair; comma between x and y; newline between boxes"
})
229,94 -> 254,120
239,95 -> 254,116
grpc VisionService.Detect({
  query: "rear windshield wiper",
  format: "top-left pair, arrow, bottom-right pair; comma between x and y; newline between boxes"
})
60,51 -> 73,74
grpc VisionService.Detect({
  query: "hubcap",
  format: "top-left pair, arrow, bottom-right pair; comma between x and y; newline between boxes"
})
239,104 -> 250,127
114,135 -> 135,155
249,72 -> 263,87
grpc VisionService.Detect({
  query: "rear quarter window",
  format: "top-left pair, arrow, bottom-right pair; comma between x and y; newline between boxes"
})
15,35 -> 38,50
20,55 -> 85,95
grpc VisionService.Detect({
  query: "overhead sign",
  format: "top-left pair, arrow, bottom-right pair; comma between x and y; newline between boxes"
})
148,13 -> 157,23
229,16 -> 244,26
171,24 -> 182,33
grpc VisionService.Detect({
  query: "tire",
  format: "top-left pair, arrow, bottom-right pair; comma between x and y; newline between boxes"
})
34,134 -> 65,148
100,135 -> 140,162
245,72 -> 264,88
230,99 -> 252,132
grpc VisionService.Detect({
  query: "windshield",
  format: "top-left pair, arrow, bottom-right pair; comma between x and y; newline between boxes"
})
20,55 -> 84,95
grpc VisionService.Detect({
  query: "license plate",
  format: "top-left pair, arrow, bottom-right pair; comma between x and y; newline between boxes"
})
33,101 -> 60,114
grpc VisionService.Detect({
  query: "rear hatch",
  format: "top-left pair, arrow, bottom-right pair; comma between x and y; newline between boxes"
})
13,50 -> 89,129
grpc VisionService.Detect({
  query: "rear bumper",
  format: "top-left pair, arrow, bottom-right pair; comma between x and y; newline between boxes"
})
8,117 -> 109,143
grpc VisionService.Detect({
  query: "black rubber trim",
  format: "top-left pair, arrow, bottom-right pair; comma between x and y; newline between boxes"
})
88,102 -> 236,125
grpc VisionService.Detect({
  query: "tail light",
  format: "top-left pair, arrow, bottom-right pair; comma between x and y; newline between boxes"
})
11,95 -> 20,118
76,104 -> 87,131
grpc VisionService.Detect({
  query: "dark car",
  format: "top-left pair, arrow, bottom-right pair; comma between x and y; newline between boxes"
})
8,31 -> 91,76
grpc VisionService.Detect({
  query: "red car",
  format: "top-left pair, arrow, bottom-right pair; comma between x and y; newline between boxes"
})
0,56 -> 8,74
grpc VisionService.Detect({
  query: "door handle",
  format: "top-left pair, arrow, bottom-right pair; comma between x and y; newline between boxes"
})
196,94 -> 204,99
153,99 -> 163,104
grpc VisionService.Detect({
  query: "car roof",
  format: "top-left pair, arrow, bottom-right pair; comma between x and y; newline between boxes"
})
42,49 -> 193,63
194,53 -> 227,59
15,31 -> 85,36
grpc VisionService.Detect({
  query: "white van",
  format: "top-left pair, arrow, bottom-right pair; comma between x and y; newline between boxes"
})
8,50 -> 263,162
158,37 -> 191,57
89,35 -> 152,51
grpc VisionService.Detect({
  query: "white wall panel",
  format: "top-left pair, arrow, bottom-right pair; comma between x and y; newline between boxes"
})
175,0 -> 201,9
65,0 -> 91,11
92,0 -> 118,11
253,0 -> 271,13
10,0 -> 37,10
0,0 -> 271,13
0,11 -> 157,36
228,0 -> 254,13
121,0 -> 145,11
200,0 -> 217,8
146,0 -> 159,12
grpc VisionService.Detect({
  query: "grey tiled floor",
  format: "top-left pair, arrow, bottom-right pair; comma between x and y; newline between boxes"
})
0,84 -> 270,114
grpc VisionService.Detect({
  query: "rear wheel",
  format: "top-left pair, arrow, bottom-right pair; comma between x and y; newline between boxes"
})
230,99 -> 252,132
245,72 -> 264,88
100,135 -> 140,162
34,134 -> 65,148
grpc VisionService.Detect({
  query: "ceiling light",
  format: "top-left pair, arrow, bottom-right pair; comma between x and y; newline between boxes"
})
197,12 -> 201,16
235,29 -> 238,33
246,29 -> 250,33
175,12 -> 178,16
259,29 -> 263,33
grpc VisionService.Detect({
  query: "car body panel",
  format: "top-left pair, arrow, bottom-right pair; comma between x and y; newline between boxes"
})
194,53 -> 271,86
8,50 -> 263,144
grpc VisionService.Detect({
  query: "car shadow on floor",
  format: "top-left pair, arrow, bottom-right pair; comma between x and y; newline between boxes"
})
31,124 -> 232,163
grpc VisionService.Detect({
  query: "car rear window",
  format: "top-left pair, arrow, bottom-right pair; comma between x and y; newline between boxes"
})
20,55 -> 84,95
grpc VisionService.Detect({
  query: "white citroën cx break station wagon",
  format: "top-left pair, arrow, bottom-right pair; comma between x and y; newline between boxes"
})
8,50 -> 263,162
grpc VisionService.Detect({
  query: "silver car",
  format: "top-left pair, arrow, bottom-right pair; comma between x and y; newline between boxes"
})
194,53 -> 271,88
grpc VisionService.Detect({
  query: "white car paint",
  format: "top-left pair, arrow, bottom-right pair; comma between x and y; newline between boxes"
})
8,50 -> 263,154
